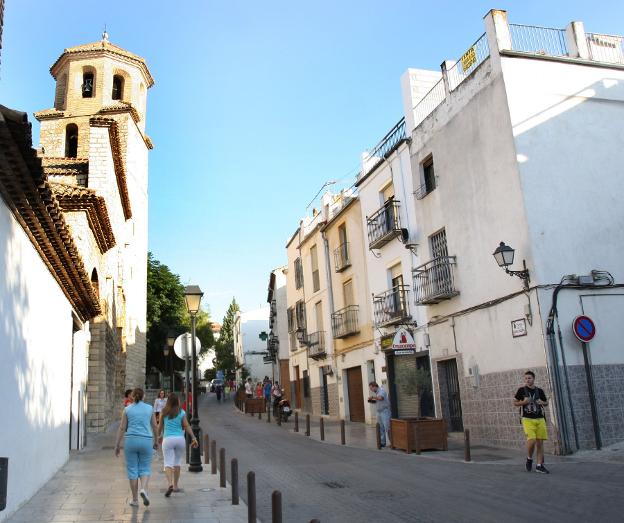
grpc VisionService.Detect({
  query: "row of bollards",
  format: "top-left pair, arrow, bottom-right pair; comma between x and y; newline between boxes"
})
203,428 -> 317,522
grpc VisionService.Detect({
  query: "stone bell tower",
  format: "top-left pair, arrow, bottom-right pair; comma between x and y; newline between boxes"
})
35,32 -> 154,432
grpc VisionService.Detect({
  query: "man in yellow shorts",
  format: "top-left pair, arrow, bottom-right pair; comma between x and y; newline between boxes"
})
513,370 -> 549,473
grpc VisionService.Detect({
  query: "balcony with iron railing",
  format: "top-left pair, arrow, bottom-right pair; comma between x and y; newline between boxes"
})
373,285 -> 411,327
413,256 -> 459,305
367,200 -> 403,250
331,305 -> 359,339
359,118 -> 406,180
307,331 -> 327,359
334,242 -> 351,272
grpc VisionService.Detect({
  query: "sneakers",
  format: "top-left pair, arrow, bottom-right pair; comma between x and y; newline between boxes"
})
525,458 -> 533,472
129,500 -> 139,507
140,489 -> 150,506
536,464 -> 550,474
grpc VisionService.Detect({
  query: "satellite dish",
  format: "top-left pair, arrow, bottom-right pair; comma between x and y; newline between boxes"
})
173,332 -> 201,360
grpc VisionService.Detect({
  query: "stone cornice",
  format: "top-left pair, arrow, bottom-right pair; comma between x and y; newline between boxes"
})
50,182 -> 116,254
0,104 -> 101,322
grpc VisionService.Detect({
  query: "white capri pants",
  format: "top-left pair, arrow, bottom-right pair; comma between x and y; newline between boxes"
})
162,436 -> 186,467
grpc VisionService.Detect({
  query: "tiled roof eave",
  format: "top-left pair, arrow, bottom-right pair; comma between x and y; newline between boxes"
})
0,105 -> 101,322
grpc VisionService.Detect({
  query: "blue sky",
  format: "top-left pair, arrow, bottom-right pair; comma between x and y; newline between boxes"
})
2,1 -> 623,321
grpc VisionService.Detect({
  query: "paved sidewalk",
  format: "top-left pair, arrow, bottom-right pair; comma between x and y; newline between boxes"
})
239,404 -> 624,465
6,424 -> 249,523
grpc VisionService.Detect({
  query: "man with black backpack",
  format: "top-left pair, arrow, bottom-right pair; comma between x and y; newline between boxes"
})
513,370 -> 550,474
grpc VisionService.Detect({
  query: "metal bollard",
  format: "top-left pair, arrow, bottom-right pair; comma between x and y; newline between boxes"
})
0,457 -> 7,512
320,417 -> 325,441
277,407 -> 282,426
375,422 -> 381,450
203,435 -> 210,464
267,404 -> 271,423
272,490 -> 283,523
259,409 -> 262,420
231,459 -> 239,505
247,471 -> 256,523
219,448 -> 226,488
340,420 -> 345,445
211,440 -> 217,475
309,520 -> 321,523
305,414 -> 310,436
294,412 -> 299,432
464,429 -> 471,462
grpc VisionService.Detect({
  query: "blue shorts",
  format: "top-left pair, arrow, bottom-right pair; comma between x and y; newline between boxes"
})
124,436 -> 153,479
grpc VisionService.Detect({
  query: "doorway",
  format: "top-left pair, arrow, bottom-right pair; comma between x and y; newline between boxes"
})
438,358 -> 463,432
320,370 -> 329,415
294,365 -> 302,409
346,366 -> 365,422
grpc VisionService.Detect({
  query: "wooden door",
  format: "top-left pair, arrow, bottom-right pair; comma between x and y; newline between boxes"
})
346,366 -> 365,422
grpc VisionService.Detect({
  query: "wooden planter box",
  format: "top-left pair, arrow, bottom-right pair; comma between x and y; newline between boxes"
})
245,398 -> 266,414
390,418 -> 448,454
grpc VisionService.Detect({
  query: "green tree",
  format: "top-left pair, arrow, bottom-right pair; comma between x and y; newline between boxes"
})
146,252 -> 214,377
213,298 -> 240,378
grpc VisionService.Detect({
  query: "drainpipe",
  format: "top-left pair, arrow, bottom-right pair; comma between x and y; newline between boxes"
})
321,229 -> 336,362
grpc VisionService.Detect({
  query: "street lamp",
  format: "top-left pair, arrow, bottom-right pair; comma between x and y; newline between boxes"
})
166,330 -> 176,392
492,242 -> 530,289
184,285 -> 204,473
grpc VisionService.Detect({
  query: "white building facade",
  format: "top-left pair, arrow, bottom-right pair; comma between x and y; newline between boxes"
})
233,306 -> 270,383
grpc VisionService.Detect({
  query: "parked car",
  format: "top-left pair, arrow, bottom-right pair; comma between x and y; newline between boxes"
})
210,379 -> 223,392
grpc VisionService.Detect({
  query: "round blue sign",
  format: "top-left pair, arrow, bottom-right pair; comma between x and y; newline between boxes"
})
573,315 -> 596,342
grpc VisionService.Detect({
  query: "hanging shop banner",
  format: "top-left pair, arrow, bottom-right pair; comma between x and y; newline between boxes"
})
380,334 -> 394,351
392,328 -> 417,351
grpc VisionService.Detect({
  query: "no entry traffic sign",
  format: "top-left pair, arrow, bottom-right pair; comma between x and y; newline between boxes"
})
572,315 -> 596,342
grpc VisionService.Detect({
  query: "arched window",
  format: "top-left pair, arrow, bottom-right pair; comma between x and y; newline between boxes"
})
82,72 -> 94,98
55,74 -> 67,110
65,124 -> 78,158
91,268 -> 100,300
112,75 -> 124,100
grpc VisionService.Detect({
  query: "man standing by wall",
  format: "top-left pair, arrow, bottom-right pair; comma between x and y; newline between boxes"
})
513,370 -> 550,473
369,381 -> 391,448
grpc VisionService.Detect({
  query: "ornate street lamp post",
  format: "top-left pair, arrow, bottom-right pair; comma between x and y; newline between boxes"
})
492,241 -> 530,289
184,285 -> 204,472
166,330 -> 176,392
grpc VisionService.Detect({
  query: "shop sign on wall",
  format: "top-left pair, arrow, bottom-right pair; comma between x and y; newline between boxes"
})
392,328 -> 416,354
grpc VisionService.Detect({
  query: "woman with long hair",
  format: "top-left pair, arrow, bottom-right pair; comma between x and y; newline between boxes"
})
115,388 -> 157,508
158,392 -> 198,497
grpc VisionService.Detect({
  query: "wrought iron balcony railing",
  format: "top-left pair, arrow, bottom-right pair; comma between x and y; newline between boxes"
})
413,256 -> 459,305
331,305 -> 359,339
307,331 -> 327,359
359,118 -> 406,179
373,285 -> 411,327
334,242 -> 351,272
367,199 -> 402,250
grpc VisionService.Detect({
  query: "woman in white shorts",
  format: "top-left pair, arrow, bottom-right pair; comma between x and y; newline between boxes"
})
157,393 -> 198,497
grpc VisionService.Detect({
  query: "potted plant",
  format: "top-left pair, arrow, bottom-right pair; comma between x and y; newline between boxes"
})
394,367 -> 432,418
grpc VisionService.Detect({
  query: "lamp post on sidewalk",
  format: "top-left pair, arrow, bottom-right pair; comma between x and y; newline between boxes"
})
184,285 -> 204,472
166,330 -> 176,392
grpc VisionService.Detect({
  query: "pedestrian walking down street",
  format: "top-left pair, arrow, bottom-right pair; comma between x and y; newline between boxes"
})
245,377 -> 253,398
263,379 -> 272,408
271,381 -> 283,416
157,392 -> 198,497
123,389 -> 133,407
513,370 -> 550,474
369,381 -> 391,448
115,388 -> 158,508
153,389 -> 167,423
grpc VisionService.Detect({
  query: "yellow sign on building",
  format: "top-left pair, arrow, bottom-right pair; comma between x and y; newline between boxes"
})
460,46 -> 477,73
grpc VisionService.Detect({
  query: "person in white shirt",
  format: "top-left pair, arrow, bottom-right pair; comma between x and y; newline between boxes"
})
244,378 -> 253,398
153,390 -> 167,423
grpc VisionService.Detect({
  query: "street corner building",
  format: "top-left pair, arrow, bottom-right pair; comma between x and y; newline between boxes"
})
0,35 -> 152,520
278,9 -> 624,456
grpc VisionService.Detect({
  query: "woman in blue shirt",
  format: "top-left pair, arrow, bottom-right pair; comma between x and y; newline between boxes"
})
157,392 -> 198,497
115,388 -> 158,507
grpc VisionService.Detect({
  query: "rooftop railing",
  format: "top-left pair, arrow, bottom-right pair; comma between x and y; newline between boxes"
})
360,118 -> 406,178
331,305 -> 359,339
586,32 -> 624,64
413,256 -> 459,305
412,79 -> 446,128
509,24 -> 568,57
447,33 -> 490,91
